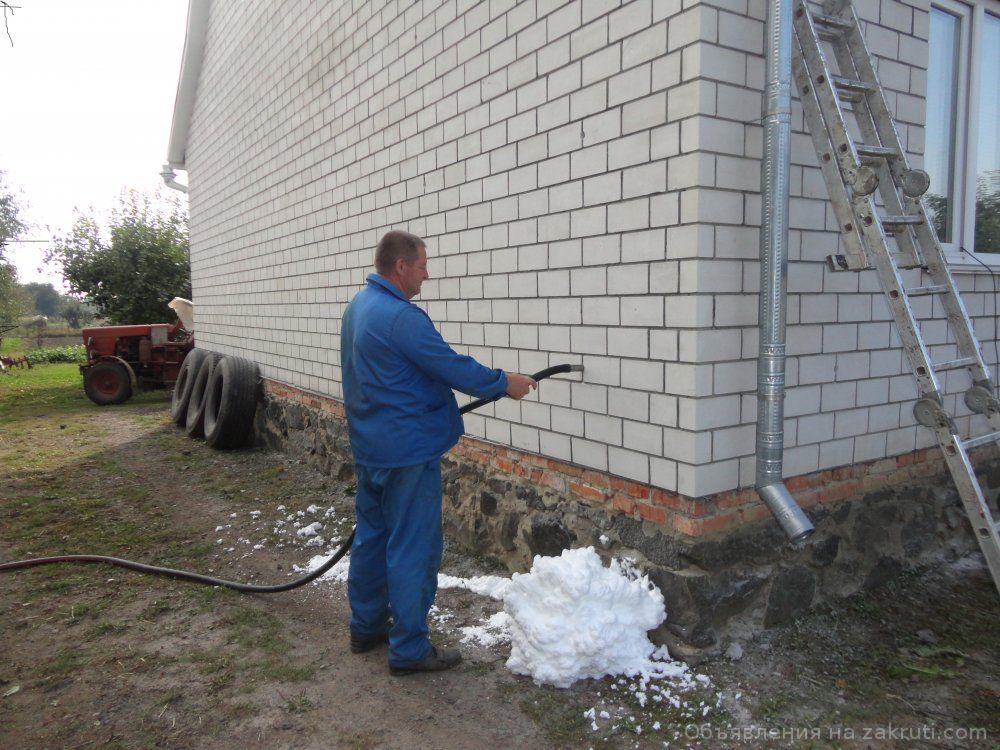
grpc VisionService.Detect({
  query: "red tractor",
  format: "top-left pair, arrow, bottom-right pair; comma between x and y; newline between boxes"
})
80,301 -> 195,405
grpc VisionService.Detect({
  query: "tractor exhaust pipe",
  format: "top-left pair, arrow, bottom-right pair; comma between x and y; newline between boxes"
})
756,0 -> 814,544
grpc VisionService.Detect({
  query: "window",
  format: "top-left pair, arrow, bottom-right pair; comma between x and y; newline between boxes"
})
925,0 -> 1000,259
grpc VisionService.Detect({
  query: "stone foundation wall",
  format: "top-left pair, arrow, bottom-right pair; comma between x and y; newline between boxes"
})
257,380 -> 355,481
256,379 -> 993,654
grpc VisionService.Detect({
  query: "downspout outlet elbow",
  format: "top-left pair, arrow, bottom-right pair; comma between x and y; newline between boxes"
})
161,164 -> 189,194
757,483 -> 815,544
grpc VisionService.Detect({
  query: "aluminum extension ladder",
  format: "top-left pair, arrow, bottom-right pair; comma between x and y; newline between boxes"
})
791,0 -> 1000,592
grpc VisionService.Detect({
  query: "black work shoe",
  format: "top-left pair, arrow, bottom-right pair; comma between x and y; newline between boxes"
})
389,646 -> 462,676
350,630 -> 389,654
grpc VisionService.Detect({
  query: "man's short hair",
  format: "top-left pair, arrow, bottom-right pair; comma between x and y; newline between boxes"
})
375,230 -> 425,274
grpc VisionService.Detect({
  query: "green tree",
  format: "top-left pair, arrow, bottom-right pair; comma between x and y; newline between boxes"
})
925,193 -> 948,244
0,170 -> 28,254
21,281 -> 62,317
60,296 -> 96,329
47,191 -> 191,325
0,266 -> 27,332
0,171 -> 29,330
925,174 -> 999,253
973,173 -> 999,253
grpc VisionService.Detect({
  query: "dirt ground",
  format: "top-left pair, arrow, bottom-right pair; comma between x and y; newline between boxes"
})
1,367 -> 998,749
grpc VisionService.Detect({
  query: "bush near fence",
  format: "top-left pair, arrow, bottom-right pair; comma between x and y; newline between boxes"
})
24,345 -> 87,365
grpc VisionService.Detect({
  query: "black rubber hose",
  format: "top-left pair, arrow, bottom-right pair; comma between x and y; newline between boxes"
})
461,363 -> 582,413
0,363 -> 583,593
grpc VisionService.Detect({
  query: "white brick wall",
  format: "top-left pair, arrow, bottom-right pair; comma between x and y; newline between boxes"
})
184,0 -> 999,499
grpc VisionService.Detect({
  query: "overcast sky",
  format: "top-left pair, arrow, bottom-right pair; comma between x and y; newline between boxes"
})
0,0 -> 189,287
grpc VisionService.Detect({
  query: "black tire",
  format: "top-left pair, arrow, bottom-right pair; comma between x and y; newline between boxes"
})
204,356 -> 259,449
84,362 -> 132,406
185,352 -> 222,437
170,349 -> 207,424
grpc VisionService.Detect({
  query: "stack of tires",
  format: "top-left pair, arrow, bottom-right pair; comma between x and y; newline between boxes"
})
171,351 -> 259,449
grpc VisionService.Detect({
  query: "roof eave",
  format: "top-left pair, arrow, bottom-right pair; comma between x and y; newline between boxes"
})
166,0 -> 211,170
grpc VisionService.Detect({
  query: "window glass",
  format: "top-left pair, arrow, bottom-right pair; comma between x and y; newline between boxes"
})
974,13 -> 999,252
925,8 -> 962,244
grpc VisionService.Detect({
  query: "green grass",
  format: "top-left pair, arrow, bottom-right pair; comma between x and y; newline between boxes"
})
1,335 -> 25,357
504,680 -> 592,745
282,692 -> 315,714
7,484 -> 174,563
88,620 -> 130,637
0,357 -> 169,430
216,597 -> 318,682
44,646 -> 84,679
0,361 -> 89,422
182,598 -> 317,687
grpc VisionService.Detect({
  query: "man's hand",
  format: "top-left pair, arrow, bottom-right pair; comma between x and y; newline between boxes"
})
505,372 -> 538,400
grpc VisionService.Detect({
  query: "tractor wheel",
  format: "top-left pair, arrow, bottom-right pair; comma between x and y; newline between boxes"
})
170,349 -> 207,424
84,362 -> 132,406
204,356 -> 259,449
185,352 -> 222,437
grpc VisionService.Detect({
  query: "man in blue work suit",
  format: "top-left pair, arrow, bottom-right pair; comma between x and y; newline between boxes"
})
341,230 -> 537,675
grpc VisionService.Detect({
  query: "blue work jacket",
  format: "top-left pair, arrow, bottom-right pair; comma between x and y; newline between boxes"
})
341,274 -> 508,468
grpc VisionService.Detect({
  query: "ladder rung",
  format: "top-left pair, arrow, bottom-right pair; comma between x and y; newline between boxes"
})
813,13 -> 853,31
962,431 -> 1000,451
905,284 -> 948,297
855,144 -> 900,162
833,77 -> 875,104
881,215 -> 924,232
833,76 -> 875,93
934,357 -> 977,372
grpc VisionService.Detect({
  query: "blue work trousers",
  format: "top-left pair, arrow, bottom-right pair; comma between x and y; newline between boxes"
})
347,460 -> 443,666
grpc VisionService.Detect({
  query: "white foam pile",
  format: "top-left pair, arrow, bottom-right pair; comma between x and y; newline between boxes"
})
502,547 -> 668,688
440,547 -> 699,692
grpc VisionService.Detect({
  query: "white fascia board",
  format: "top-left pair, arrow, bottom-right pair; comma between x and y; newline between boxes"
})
166,0 -> 211,169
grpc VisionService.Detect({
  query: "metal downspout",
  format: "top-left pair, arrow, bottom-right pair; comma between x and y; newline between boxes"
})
756,0 -> 814,543
160,164 -> 189,194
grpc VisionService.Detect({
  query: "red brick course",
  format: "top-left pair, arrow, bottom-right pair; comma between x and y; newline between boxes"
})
263,379 -> 990,540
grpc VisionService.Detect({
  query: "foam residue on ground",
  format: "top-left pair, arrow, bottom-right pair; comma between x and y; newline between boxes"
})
438,572 -> 511,599
294,552 -> 350,582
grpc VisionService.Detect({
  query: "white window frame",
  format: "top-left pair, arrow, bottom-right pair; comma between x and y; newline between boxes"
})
932,0 -> 1000,268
